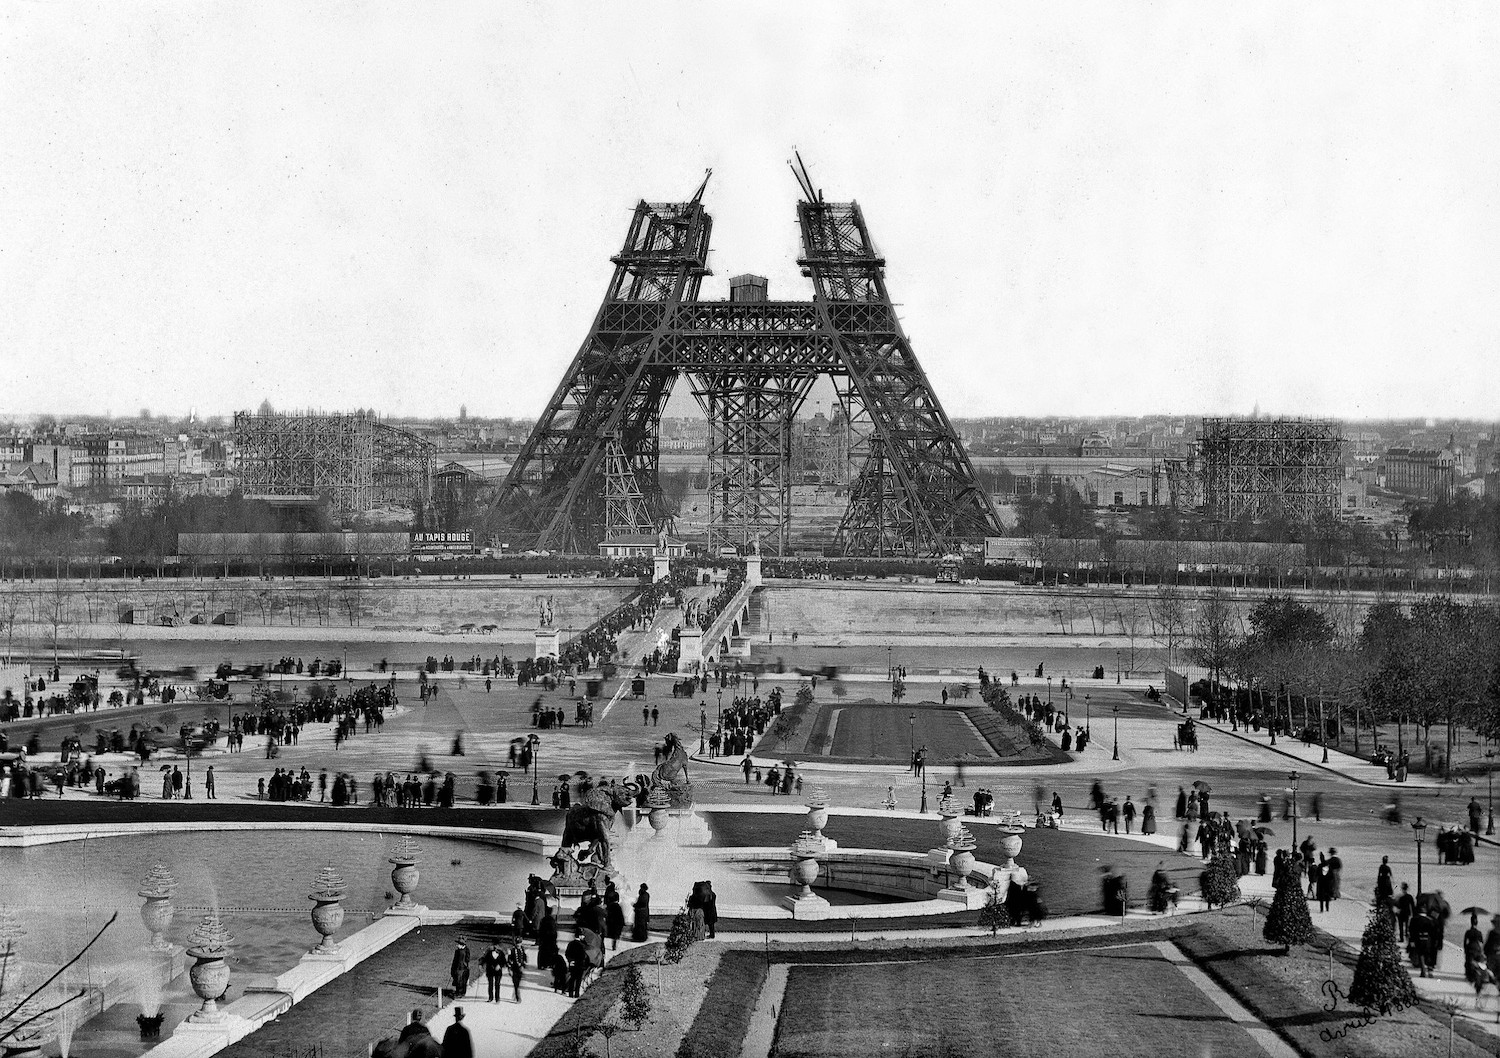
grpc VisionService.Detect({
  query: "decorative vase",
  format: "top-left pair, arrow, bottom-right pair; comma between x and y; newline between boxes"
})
388,836 -> 421,910
308,864 -> 347,954
936,794 -> 962,845
137,864 -> 177,952
788,832 -> 823,900
184,915 -> 234,1023
996,810 -> 1026,868
946,826 -> 978,889
646,788 -> 671,835
805,792 -> 829,845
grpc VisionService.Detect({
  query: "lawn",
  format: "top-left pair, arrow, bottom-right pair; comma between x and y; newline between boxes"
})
1176,906 -> 1497,1058
771,944 -> 1252,1058
756,697 -> 1057,765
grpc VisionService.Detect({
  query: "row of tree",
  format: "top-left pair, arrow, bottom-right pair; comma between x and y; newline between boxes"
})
1191,592 -> 1500,769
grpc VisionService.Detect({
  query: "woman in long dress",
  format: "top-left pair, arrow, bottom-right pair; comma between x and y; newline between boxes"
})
631,884 -> 650,942
536,909 -> 560,973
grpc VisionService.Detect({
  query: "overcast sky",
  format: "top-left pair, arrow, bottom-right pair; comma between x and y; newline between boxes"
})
3,2 -> 1497,422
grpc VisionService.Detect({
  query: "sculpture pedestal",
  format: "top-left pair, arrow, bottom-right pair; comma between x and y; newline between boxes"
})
667,810 -> 713,846
926,848 -> 953,868
653,554 -> 671,582
676,629 -> 702,673
936,885 -> 987,909
745,553 -> 762,589
383,903 -> 428,919
781,893 -> 833,920
534,629 -> 560,660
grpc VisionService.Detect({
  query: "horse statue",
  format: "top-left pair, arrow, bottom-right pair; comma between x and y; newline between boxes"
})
623,731 -> 694,810
557,777 -> 636,878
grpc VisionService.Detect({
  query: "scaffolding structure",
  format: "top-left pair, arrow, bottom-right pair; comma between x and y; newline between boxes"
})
492,163 -> 999,556
1197,418 -> 1342,523
233,411 -> 434,520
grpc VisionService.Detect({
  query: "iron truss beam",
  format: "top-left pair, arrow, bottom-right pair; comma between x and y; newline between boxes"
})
491,181 -> 998,557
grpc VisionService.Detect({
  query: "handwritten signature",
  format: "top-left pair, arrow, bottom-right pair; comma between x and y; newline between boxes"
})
1318,979 -> 1415,1043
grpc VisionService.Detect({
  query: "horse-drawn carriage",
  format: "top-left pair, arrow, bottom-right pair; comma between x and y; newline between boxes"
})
1175,720 -> 1199,751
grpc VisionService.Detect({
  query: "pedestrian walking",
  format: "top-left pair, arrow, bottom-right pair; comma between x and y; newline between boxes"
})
441,1007 -> 472,1058
450,938 -> 471,999
1395,883 -> 1414,941
507,940 -> 527,1002
480,941 -> 505,1003
204,766 -> 215,799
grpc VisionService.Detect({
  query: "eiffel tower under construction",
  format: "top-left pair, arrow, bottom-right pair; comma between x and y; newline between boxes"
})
492,160 -> 999,557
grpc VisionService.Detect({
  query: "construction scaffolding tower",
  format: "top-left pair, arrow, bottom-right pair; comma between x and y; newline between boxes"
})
234,411 -> 434,520
1197,418 -> 1342,523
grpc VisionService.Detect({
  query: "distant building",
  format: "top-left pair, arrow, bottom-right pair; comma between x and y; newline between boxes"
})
0,462 -> 58,501
1382,446 -> 1457,501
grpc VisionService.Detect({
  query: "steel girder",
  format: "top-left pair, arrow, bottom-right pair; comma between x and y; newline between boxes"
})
492,188 -> 999,556
797,200 -> 1000,555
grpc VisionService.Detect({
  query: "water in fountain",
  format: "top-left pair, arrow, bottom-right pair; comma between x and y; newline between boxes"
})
611,810 -> 762,907
131,955 -> 165,1019
54,999 -> 76,1058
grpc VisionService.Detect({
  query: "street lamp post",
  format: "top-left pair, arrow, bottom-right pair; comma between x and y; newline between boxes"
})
1046,676 -> 1053,705
1085,693 -> 1091,738
528,734 -> 540,806
1289,771 -> 1300,848
716,688 -> 723,728
1412,818 -> 1427,896
1111,704 -> 1120,761
1115,649 -> 1121,685
888,645 -> 893,683
908,712 -> 916,768
1486,750 -> 1496,836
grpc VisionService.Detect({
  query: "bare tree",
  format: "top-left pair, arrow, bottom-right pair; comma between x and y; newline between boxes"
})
1189,589 -> 1239,693
1147,586 -> 1188,669
1114,599 -> 1146,677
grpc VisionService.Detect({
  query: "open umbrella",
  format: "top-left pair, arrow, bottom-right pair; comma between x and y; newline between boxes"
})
1254,825 -> 1276,837
1192,781 -> 1212,793
1460,906 -> 1489,918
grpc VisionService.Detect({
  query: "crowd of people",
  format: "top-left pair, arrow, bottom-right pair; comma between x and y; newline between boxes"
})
709,688 -> 782,757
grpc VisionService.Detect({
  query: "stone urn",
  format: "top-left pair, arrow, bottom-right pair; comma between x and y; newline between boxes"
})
388,835 -> 421,910
996,811 -> 1025,869
935,794 -> 963,846
946,826 -> 978,889
137,864 -> 177,953
184,914 -> 234,1023
805,791 -> 832,848
645,788 -> 672,835
308,863 -> 347,954
787,832 -> 823,901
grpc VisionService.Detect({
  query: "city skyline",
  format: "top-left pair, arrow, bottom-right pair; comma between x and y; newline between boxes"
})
4,3 -> 1498,421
